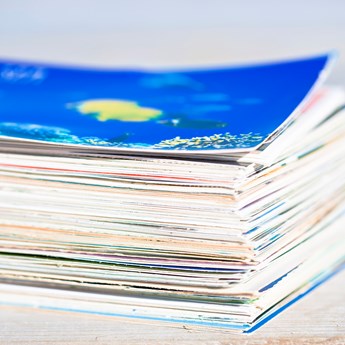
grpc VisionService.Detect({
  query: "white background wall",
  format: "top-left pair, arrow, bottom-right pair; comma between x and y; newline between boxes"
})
0,0 -> 344,84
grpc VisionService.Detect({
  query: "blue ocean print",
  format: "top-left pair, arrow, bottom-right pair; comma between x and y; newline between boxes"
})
0,54 -> 332,150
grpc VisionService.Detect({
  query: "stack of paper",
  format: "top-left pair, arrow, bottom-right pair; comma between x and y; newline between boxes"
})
0,53 -> 344,333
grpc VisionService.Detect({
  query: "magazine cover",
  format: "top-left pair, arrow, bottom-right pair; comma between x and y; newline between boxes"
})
0,54 -> 333,151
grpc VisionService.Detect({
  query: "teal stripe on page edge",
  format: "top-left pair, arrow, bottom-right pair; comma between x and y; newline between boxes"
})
0,264 -> 342,333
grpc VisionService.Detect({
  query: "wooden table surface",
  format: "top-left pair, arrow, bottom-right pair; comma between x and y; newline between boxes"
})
0,1 -> 345,344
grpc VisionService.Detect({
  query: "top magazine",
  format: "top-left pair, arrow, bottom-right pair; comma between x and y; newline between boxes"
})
0,54 -> 334,152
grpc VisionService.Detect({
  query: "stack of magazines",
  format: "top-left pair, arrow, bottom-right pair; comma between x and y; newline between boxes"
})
0,53 -> 344,333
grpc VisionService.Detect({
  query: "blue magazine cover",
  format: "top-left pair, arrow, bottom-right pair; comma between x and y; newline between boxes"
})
0,54 -> 333,150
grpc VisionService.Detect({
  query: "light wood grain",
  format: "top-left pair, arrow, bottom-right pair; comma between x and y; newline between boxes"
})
0,270 -> 344,344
